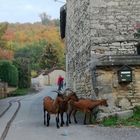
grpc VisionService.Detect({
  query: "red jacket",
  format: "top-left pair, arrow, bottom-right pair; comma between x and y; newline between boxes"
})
57,76 -> 64,85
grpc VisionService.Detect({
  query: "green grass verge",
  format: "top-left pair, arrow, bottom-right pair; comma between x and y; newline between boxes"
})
9,88 -> 30,96
101,106 -> 140,127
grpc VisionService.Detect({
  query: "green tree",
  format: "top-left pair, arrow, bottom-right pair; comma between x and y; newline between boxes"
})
53,41 -> 65,68
14,40 -> 48,71
40,43 -> 59,69
0,60 -> 18,86
13,57 -> 31,88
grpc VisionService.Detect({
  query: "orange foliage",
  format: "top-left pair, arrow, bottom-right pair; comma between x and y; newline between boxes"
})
0,48 -> 14,60
3,23 -> 64,48
3,29 -> 15,41
1,23 -> 65,64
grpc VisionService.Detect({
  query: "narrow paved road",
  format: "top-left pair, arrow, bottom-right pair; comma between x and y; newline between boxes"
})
0,86 -> 140,140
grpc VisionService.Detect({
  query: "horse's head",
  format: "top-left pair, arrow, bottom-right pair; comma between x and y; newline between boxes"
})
100,99 -> 108,107
64,88 -> 75,95
66,92 -> 79,101
52,90 -> 64,99
55,93 -> 64,105
58,93 -> 64,98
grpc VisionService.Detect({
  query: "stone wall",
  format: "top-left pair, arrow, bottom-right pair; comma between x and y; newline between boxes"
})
0,82 -> 8,98
90,0 -> 140,59
66,0 -> 93,97
95,67 -> 140,111
66,0 -> 140,104
89,0 -> 140,109
90,0 -> 140,43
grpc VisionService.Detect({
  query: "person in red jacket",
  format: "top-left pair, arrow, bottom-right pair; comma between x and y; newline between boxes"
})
57,75 -> 64,91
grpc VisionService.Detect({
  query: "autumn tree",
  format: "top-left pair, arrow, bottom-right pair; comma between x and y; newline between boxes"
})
39,13 -> 52,25
0,22 -> 8,48
39,13 -> 60,27
0,48 -> 14,60
0,22 -> 14,60
1,21 -> 65,67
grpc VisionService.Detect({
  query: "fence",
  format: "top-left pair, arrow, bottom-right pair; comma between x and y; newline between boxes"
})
0,82 -> 8,98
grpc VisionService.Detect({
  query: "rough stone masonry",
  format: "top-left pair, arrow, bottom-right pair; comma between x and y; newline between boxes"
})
65,0 -> 140,112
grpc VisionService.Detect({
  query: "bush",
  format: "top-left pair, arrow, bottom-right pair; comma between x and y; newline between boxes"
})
0,60 -> 18,86
31,70 -> 38,78
9,88 -> 30,96
13,57 -> 31,88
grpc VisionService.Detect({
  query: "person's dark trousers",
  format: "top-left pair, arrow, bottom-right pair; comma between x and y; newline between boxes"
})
61,83 -> 63,89
58,84 -> 61,90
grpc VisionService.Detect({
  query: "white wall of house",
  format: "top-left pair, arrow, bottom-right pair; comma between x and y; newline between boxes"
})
44,70 -> 66,86
31,74 -> 45,90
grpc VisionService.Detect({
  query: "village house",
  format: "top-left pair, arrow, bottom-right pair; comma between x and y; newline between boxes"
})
43,68 -> 66,86
31,68 -> 66,90
60,0 -> 140,113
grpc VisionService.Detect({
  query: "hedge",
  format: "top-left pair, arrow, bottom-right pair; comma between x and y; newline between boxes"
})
0,60 -> 18,86
13,57 -> 31,88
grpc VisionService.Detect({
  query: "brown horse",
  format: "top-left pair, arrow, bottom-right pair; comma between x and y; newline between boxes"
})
43,93 -> 64,128
59,91 -> 79,126
69,98 -> 108,124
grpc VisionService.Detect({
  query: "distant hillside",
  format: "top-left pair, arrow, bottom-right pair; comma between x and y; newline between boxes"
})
3,22 -> 64,50
0,21 -> 65,70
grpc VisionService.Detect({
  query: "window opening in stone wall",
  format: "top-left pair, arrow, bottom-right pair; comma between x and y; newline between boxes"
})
135,43 -> 140,55
60,4 -> 66,39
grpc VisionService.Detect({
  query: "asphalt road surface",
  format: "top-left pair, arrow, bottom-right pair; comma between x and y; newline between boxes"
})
0,86 -> 140,140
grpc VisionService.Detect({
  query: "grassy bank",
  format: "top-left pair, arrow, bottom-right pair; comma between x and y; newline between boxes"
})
9,88 -> 30,97
101,106 -> 140,127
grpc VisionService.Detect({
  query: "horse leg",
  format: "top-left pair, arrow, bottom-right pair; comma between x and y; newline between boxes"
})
47,113 -> 50,126
84,112 -> 87,125
56,114 -> 60,128
92,107 -> 99,124
66,112 -> 69,126
60,113 -> 64,127
44,109 -> 46,125
93,112 -> 97,120
73,110 -> 78,124
89,112 -> 92,124
57,112 -> 60,123
68,108 -> 73,124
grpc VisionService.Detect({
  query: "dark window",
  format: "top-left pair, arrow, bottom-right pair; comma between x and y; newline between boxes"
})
136,43 -> 140,55
60,5 -> 66,39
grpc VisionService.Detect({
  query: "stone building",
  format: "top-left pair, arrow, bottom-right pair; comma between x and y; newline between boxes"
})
63,0 -> 140,112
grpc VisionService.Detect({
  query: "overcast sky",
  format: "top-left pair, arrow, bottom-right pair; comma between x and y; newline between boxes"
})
0,0 -> 66,23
